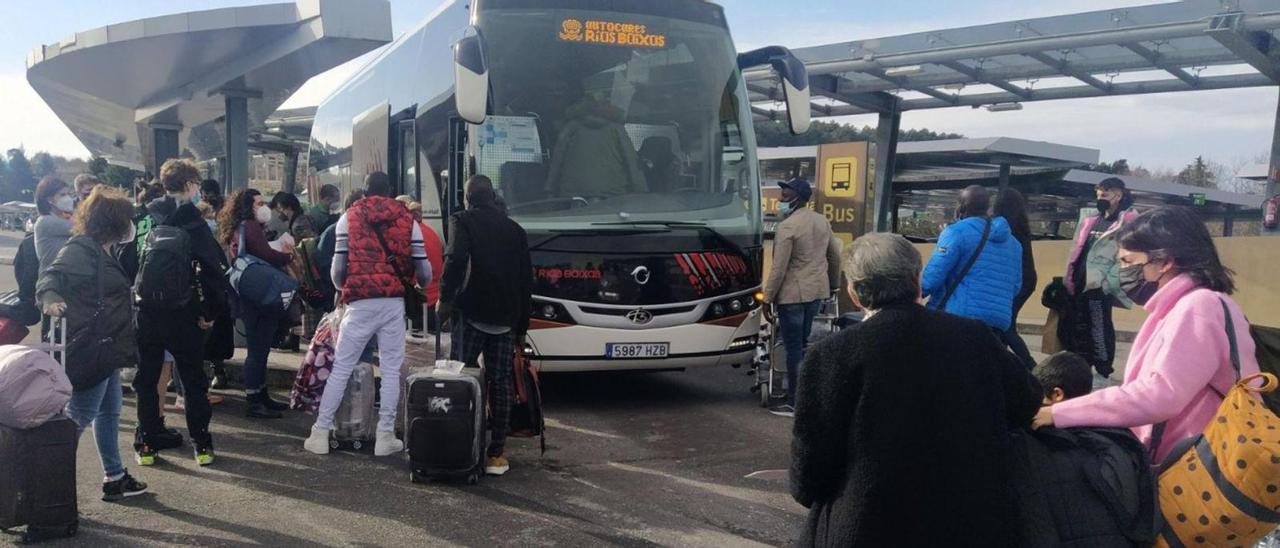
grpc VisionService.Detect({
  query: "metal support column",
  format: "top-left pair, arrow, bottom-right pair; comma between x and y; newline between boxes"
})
998,163 -> 1012,191
872,107 -> 902,233
1224,205 -> 1237,237
1268,91 -> 1280,235
283,152 -> 299,194
224,95 -> 250,193
1049,220 -> 1062,238
150,124 -> 181,176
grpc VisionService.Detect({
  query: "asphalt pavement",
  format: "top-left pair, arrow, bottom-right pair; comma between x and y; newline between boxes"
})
0,230 -> 1126,547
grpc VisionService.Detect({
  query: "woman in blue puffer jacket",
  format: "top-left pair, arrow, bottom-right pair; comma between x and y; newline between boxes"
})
921,186 -> 1024,332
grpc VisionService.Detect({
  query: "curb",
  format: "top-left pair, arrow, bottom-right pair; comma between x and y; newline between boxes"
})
1017,321 -> 1137,343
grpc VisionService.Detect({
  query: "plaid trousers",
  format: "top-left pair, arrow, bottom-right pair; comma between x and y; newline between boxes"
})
452,319 -> 515,457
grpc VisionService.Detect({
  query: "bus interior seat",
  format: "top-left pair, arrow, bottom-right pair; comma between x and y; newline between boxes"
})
500,161 -> 548,204
638,136 -> 676,192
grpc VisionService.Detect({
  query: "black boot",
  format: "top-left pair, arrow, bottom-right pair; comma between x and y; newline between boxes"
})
209,361 -> 228,390
245,392 -> 282,419
260,390 -> 289,412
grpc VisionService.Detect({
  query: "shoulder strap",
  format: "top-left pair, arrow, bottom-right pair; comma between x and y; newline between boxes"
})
372,221 -> 414,287
1149,298 -> 1242,461
936,217 -> 991,310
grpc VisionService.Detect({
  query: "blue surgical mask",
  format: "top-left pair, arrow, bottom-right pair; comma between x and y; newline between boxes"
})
779,200 -> 796,216
206,219 -> 217,232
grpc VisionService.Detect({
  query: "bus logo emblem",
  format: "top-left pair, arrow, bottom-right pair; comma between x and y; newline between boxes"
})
632,266 -> 651,285
559,19 -> 583,41
626,309 -> 653,325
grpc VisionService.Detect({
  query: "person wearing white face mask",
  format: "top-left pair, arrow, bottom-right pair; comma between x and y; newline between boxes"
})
218,188 -> 293,419
130,159 -> 230,467
34,176 -> 77,276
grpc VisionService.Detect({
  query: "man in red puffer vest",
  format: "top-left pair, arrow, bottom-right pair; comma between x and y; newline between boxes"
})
304,172 -> 432,458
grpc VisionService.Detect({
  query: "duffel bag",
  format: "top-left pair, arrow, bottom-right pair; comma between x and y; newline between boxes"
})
227,223 -> 297,310
0,345 -> 72,429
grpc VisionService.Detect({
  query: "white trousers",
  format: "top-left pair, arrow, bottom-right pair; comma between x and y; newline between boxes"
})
314,298 -> 405,433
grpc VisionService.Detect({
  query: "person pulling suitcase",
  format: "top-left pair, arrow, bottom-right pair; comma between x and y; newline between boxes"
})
35,186 -> 148,501
435,175 -> 532,477
304,172 -> 432,457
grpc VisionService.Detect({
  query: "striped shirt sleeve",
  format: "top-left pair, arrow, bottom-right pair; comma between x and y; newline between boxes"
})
330,213 -> 349,289
411,222 -> 431,288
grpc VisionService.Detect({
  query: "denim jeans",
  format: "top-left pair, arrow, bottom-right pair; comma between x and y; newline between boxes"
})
66,373 -> 124,480
240,297 -> 284,394
778,300 -> 822,404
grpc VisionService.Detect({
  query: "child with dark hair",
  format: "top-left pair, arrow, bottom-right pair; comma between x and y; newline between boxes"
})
1033,351 -> 1093,405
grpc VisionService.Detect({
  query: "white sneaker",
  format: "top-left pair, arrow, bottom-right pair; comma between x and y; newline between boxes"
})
303,426 -> 331,455
374,431 -> 404,457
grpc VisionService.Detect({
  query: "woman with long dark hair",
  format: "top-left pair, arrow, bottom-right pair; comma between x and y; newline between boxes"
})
991,188 -> 1036,368
1033,207 -> 1260,463
219,190 -> 294,419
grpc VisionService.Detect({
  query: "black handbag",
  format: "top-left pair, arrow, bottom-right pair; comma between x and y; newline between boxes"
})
63,249 -> 113,390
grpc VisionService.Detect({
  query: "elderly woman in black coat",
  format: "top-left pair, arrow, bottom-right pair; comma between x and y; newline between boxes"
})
790,232 -> 1042,547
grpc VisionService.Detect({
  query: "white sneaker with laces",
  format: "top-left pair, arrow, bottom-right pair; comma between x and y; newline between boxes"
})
374,431 -> 404,456
303,426 -> 331,455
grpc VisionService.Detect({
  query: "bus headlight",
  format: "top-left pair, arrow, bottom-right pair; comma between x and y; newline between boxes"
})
530,300 -> 575,325
701,293 -> 761,322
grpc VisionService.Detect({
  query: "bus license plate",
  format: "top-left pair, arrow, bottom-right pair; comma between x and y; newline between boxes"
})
606,343 -> 669,359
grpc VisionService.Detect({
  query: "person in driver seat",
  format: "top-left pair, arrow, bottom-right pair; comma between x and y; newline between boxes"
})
545,94 -> 647,198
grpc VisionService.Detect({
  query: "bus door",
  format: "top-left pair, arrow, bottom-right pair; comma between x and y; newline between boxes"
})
443,117 -> 469,236
390,118 -> 418,199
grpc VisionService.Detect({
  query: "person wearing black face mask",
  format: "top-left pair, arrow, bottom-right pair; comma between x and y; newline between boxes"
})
1032,207 -> 1259,470
1060,177 -> 1138,378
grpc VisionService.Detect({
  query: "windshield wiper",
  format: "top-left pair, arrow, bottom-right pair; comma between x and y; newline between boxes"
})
591,221 -> 748,258
528,226 -> 669,252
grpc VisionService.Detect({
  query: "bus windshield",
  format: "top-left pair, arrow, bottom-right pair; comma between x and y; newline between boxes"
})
475,6 -> 761,247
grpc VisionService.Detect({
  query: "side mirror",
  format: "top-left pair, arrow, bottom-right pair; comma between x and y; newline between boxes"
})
453,32 -> 489,125
738,46 -> 810,135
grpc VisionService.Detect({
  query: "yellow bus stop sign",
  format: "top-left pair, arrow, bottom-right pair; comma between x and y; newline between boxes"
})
824,157 -> 858,198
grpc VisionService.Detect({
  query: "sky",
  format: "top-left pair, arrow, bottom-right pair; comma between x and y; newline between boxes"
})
0,0 -> 1275,173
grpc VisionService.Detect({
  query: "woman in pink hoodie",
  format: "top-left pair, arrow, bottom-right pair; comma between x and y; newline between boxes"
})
1033,207 -> 1259,464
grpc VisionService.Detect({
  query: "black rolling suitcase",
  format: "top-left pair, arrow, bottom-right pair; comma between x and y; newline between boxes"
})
404,331 -> 484,484
0,416 -> 79,542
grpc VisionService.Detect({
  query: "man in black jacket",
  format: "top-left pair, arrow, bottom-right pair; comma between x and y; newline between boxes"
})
436,175 -> 531,477
790,232 -> 1042,547
132,159 -> 230,467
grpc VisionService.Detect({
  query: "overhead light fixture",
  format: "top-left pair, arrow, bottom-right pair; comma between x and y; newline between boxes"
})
984,102 -> 1024,112
884,65 -> 923,77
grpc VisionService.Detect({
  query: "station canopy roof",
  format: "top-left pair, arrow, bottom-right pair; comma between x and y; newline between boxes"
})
26,0 -> 391,170
747,0 -> 1280,119
759,137 -> 1263,224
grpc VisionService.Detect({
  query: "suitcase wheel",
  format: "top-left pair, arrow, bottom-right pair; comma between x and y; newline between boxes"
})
351,440 -> 363,450
329,439 -> 339,450
467,473 -> 479,485
410,469 -> 422,484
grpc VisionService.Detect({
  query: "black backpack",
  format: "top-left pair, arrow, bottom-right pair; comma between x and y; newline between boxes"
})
135,225 -> 192,309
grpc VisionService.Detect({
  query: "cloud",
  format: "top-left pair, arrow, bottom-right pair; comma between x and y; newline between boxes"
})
0,73 -> 88,158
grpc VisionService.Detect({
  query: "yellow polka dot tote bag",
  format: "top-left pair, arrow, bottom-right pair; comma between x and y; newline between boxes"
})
1153,302 -> 1280,547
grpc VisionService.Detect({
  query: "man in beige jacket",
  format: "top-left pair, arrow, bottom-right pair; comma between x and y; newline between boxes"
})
764,179 -> 841,417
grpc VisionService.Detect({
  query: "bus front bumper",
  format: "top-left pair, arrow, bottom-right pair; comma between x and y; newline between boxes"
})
525,314 -> 759,373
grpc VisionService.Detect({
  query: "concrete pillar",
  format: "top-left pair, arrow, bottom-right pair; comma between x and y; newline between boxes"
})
998,163 -> 1012,191
1224,205 -> 1236,237
1267,91 -> 1280,235
150,124 -> 181,175
872,108 -> 902,233
283,152 -> 299,194
224,95 -> 249,193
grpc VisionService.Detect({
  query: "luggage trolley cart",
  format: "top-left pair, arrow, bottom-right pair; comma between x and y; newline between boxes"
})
752,297 -> 842,407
